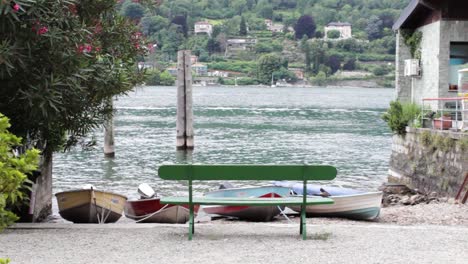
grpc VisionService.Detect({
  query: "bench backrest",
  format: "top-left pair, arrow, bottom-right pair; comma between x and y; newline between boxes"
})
158,165 -> 337,181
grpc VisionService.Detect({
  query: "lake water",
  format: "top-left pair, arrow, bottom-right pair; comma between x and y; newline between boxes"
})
53,85 -> 394,200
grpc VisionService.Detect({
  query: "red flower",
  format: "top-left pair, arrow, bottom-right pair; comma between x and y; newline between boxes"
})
12,3 -> 20,12
38,26 -> 48,35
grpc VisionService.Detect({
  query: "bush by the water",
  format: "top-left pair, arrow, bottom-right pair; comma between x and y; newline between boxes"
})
0,114 -> 39,231
382,101 -> 421,135
145,70 -> 175,86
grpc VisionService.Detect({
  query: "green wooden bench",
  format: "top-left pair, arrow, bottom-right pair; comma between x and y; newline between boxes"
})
158,164 -> 337,240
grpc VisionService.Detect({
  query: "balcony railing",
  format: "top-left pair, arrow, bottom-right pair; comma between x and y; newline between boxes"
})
421,97 -> 468,130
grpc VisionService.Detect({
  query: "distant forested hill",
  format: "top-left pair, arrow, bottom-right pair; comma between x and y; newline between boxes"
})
120,0 -> 411,85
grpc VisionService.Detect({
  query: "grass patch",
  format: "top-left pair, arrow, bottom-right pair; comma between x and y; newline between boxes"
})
459,137 -> 468,151
420,131 -> 433,147
310,232 -> 332,241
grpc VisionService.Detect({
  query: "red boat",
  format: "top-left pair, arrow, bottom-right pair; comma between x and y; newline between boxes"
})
124,198 -> 200,223
203,186 -> 291,222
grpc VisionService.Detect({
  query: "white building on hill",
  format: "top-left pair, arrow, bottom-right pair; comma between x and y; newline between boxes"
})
324,22 -> 352,39
194,21 -> 213,36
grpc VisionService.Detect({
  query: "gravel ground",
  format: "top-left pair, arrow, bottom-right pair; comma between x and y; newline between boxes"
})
2,203 -> 467,264
1,222 -> 467,264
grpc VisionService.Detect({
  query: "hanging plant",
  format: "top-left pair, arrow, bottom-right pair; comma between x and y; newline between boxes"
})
401,29 -> 422,59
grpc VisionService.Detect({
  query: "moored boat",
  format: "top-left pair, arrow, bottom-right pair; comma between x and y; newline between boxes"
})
275,182 -> 382,220
203,186 -> 291,222
55,188 -> 127,223
124,183 -> 199,223
124,198 -> 199,223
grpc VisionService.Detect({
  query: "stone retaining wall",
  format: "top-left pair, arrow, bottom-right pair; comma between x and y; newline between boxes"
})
388,128 -> 468,196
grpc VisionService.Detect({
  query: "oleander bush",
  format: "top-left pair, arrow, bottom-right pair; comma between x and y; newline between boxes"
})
0,0 -> 152,152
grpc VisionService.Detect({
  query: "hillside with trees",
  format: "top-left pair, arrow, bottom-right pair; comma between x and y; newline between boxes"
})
120,0 -> 410,86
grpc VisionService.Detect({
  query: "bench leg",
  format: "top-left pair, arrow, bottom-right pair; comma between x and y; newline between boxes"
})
188,205 -> 195,240
301,205 -> 306,240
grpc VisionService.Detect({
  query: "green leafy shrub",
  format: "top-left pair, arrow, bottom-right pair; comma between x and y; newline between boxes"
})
0,0 -> 148,152
145,70 -> 175,86
0,114 -> 40,231
382,101 -> 421,135
459,137 -> 468,151
420,131 -> 433,147
327,30 -> 341,39
0,258 -> 10,264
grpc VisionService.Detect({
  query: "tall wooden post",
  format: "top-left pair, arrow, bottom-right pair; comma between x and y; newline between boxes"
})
104,98 -> 115,158
176,50 -> 194,150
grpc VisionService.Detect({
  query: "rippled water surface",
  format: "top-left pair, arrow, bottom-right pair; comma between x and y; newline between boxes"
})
53,86 -> 394,200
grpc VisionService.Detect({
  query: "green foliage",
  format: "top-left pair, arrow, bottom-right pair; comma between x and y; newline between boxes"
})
294,15 -> 316,40
208,60 -> 256,74
122,2 -> 145,20
420,131 -> 433,147
373,65 -> 391,76
459,137 -> 468,151
382,101 -> 421,135
441,137 -> 456,152
0,114 -> 40,231
239,16 -> 247,36
0,259 -> 10,264
145,70 -> 175,86
257,53 -> 283,84
0,0 -> 147,152
401,30 -> 422,59
310,71 -> 327,86
327,30 -> 341,39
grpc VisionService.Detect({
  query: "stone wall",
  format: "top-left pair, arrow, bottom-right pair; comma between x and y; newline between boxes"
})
388,128 -> 468,196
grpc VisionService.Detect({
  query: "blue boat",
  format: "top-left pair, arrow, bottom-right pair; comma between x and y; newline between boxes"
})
275,182 -> 382,220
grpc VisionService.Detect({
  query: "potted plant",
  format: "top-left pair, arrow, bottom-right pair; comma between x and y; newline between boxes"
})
432,112 -> 452,130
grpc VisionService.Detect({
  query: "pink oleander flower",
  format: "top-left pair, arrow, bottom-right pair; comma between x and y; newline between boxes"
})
12,3 -> 20,12
38,26 -> 48,35
85,44 -> 92,52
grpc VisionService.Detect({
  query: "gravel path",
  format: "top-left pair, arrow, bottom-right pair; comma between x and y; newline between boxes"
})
2,203 -> 467,264
2,221 -> 468,264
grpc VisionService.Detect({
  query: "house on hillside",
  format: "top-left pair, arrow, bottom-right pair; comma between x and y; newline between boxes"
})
264,19 -> 284,33
324,22 -> 352,40
190,55 -> 198,65
194,21 -> 213,36
192,63 -> 208,76
226,38 -> 257,55
393,0 -> 468,106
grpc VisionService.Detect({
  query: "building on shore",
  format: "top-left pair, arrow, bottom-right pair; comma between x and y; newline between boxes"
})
388,0 -> 468,199
324,22 -> 352,40
166,67 -> 177,76
393,0 -> 468,106
288,68 -> 304,80
194,21 -> 213,36
192,63 -> 208,76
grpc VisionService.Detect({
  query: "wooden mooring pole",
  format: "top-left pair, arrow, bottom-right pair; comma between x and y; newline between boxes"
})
176,50 -> 194,150
104,98 -> 115,158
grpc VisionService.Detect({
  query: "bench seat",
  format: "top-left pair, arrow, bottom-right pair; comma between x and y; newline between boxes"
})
161,196 -> 334,206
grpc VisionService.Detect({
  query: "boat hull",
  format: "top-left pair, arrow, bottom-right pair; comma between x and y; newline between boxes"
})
203,186 -> 290,222
289,192 -> 383,220
125,198 -> 199,224
55,189 -> 127,223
